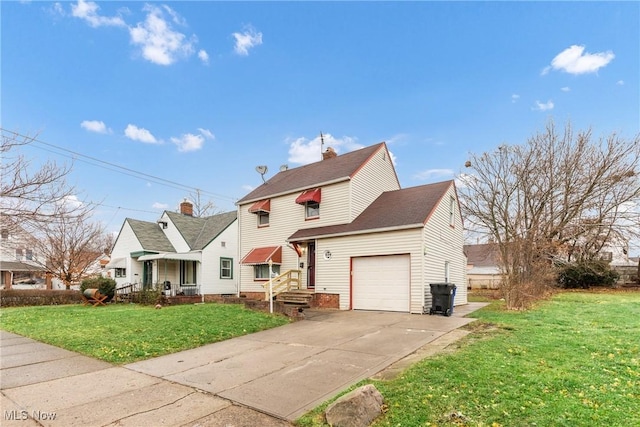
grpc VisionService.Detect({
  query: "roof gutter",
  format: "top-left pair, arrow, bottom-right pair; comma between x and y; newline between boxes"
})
237,177 -> 350,206
288,223 -> 423,242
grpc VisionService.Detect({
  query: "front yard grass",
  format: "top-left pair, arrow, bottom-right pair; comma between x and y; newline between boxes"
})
0,302 -> 290,364
298,291 -> 640,427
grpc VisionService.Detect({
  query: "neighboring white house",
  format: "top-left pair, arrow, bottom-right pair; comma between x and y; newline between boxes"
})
236,143 -> 467,314
107,200 -> 238,296
0,223 -> 47,289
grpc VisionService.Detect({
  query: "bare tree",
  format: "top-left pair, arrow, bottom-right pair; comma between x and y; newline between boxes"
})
188,189 -> 220,217
1,130 -> 88,234
460,121 -> 640,309
33,212 -> 107,289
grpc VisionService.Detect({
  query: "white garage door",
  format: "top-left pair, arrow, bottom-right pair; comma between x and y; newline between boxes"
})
352,254 -> 410,312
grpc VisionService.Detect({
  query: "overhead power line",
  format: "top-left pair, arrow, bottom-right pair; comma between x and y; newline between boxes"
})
1,128 -> 239,203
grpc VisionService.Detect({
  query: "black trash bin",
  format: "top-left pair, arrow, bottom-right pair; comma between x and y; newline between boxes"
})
428,283 -> 456,316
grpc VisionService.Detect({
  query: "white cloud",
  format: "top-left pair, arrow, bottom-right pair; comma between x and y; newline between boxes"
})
124,124 -> 158,143
561,87 -> 571,92
511,94 -> 520,103
455,173 -> 476,189
52,2 -> 65,16
162,4 -> 186,26
542,45 -> 615,75
80,120 -> 110,134
197,128 -> 215,139
413,169 -> 455,181
533,100 -> 554,111
58,195 -> 84,210
129,4 -> 195,66
71,0 -> 125,28
152,202 -> 168,210
288,133 -> 363,165
198,49 -> 209,64
232,27 -> 263,56
617,80 -> 625,86
242,184 -> 255,192
171,133 -> 204,152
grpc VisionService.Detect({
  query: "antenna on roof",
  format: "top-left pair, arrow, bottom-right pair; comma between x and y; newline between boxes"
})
255,165 -> 268,183
320,131 -> 325,160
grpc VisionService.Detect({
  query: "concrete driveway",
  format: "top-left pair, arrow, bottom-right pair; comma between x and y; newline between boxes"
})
1,304 -> 486,426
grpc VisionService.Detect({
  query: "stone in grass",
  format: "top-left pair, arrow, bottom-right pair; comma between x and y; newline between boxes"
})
325,384 -> 384,427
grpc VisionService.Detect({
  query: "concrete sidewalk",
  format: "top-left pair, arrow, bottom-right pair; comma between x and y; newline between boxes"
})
1,303 -> 487,426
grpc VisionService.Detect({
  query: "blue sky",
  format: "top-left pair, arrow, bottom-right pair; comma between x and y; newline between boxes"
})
3,1 -> 639,250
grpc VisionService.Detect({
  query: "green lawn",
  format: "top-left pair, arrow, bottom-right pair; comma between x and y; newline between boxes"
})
298,291 -> 640,427
0,302 -> 290,364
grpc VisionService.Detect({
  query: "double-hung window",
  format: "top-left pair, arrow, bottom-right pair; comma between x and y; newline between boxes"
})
220,258 -> 233,279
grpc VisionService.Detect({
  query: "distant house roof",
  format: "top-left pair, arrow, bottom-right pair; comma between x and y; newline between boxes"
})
126,218 -> 176,253
165,210 -> 237,250
288,180 -> 454,241
0,261 -> 46,272
464,243 -> 500,267
237,143 -> 392,204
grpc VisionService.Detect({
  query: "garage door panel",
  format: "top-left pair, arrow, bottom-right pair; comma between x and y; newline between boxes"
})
352,255 -> 410,312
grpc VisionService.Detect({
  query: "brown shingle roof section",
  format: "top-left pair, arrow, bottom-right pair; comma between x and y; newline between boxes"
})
237,143 -> 387,204
288,180 -> 454,240
464,243 -> 499,267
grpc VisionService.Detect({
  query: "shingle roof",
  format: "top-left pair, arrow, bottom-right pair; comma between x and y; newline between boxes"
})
288,180 -> 454,240
126,218 -> 175,253
165,210 -> 237,250
463,243 -> 499,267
0,261 -> 46,272
237,143 -> 387,204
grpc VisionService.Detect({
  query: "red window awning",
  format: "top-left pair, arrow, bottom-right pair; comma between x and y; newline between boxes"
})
241,246 -> 282,265
295,188 -> 321,205
248,199 -> 270,213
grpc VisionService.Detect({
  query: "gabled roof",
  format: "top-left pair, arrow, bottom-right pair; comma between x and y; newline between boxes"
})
165,210 -> 237,250
288,180 -> 454,240
237,143 -> 388,204
464,243 -> 499,267
126,218 -> 176,253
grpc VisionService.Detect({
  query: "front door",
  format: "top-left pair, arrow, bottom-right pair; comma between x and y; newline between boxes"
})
307,242 -> 316,289
143,261 -> 153,289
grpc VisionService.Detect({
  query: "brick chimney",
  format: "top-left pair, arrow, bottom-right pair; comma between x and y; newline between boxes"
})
180,198 -> 193,216
322,146 -> 337,160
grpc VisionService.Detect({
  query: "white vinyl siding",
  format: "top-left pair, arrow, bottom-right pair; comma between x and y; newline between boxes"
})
422,185 -> 467,309
316,229 -> 423,312
158,213 -> 190,253
350,146 -> 400,220
238,181 -> 350,293
199,220 -> 238,295
109,221 -> 146,287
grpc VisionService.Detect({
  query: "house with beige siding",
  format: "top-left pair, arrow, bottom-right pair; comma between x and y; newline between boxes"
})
237,142 -> 467,313
107,200 -> 238,296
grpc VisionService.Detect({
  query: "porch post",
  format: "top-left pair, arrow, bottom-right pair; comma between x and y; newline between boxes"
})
268,258 -> 273,314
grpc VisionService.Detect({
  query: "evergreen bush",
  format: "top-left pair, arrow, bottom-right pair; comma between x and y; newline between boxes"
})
557,261 -> 619,289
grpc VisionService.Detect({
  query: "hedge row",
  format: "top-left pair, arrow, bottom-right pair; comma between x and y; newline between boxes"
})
0,289 -> 84,307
